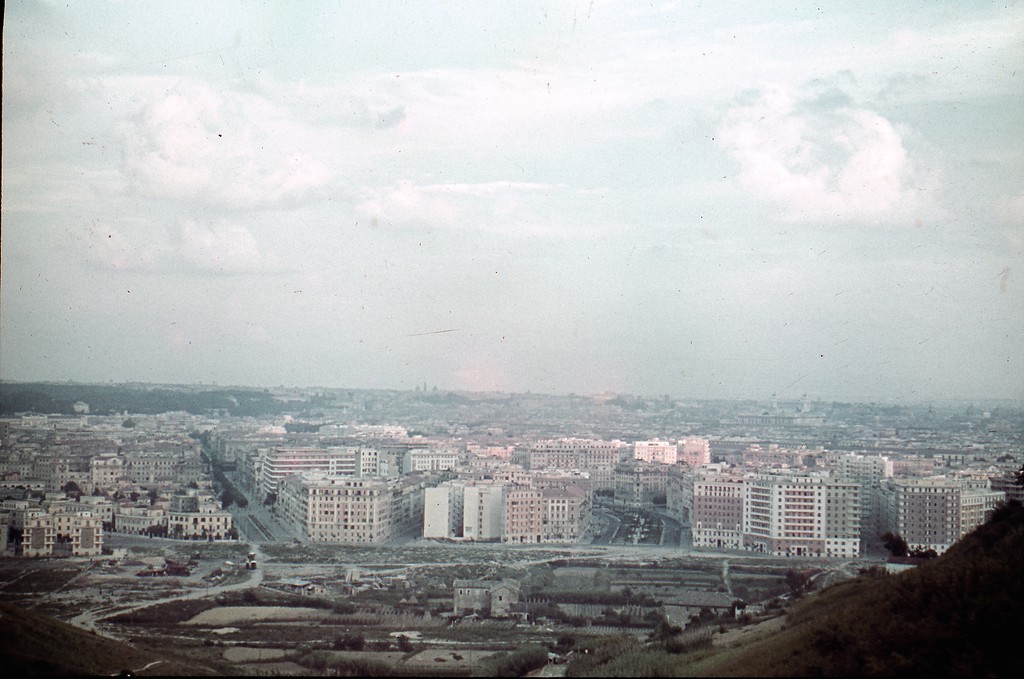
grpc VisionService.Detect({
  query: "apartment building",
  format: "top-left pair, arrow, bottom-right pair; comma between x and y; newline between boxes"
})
405,447 -> 464,473
520,439 -> 628,491
742,473 -> 861,558
3,503 -> 102,557
256,446 -> 374,496
423,482 -> 465,538
634,440 -> 677,464
678,438 -> 711,466
835,453 -> 893,543
503,486 -> 544,544
879,477 -> 1004,554
277,473 -> 424,544
614,461 -> 671,507
742,444 -> 813,468
540,484 -> 590,542
167,493 -> 234,540
115,506 -> 168,535
691,471 -> 745,550
462,483 -> 505,541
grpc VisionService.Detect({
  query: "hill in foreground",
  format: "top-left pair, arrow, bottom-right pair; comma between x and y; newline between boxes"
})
568,501 -> 1024,677
0,602 -> 229,676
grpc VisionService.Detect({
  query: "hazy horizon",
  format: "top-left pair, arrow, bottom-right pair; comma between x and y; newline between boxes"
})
3,1 -> 1022,404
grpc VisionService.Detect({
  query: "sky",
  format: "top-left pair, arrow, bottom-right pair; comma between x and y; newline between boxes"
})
2,1 -> 1023,403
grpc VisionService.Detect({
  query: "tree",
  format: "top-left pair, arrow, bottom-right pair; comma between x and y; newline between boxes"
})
785,569 -> 814,598
61,481 -> 82,495
147,488 -> 159,505
264,492 -> 277,506
396,635 -> 414,653
334,634 -> 365,651
882,532 -> 909,557
1015,463 -> 1024,488
221,490 -> 234,509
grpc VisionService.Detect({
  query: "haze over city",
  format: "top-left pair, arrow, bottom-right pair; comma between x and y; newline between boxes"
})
2,1 -> 1022,403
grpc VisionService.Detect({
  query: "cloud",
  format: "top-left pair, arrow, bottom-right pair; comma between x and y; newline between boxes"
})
116,78 -> 333,210
82,221 -> 169,271
179,219 -> 282,273
717,84 -> 939,224
79,218 -> 281,274
355,180 -> 582,237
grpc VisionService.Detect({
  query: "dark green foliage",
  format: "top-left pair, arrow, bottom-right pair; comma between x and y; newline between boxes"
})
785,569 -> 815,598
738,501 -> 1024,676
562,502 -> 1024,677
333,633 -> 365,651
0,381 -> 286,417
881,531 -> 909,557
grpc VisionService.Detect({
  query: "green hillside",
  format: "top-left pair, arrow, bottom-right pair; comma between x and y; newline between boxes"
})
0,602 -> 229,676
568,501 -> 1024,677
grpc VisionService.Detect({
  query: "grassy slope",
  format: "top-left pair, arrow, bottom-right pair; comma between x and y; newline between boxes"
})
0,602 -> 230,676
685,501 -> 1024,677
569,501 -> 1024,677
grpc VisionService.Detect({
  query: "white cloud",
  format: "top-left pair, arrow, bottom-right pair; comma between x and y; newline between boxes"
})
115,78 -> 334,210
179,219 -> 282,273
355,180 -> 593,237
717,85 -> 939,224
83,221 -> 168,271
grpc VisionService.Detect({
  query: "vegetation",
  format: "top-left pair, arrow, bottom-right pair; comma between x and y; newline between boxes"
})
564,501 -> 1024,676
0,602 -> 227,675
0,381 -> 286,417
472,643 -> 548,677
881,531 -> 909,557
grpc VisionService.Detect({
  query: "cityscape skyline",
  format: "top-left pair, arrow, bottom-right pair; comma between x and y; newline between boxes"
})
2,2 -> 1023,404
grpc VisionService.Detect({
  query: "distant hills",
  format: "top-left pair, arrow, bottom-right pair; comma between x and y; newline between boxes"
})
0,381 -> 285,417
569,500 -> 1024,677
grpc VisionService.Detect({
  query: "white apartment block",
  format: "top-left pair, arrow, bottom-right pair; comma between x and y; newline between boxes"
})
463,483 -> 506,541
277,473 -> 424,544
634,440 -> 677,464
167,494 -> 234,540
423,483 -> 465,538
115,506 -> 168,535
879,477 -> 1004,554
836,453 -> 893,542
406,447 -> 463,473
258,446 -> 374,496
742,474 -> 861,558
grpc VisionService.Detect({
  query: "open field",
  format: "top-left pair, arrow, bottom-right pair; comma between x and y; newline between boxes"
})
186,605 -> 332,625
0,535 -> 881,675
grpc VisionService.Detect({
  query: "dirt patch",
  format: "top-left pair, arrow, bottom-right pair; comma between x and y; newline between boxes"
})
185,606 -> 331,626
406,649 -> 497,668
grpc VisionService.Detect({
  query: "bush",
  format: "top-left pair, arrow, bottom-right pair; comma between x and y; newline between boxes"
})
334,634 -> 365,651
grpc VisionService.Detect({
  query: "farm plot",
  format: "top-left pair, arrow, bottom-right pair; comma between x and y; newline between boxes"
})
185,605 -> 332,625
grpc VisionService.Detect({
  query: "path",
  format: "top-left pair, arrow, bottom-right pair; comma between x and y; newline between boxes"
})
69,543 -> 266,633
